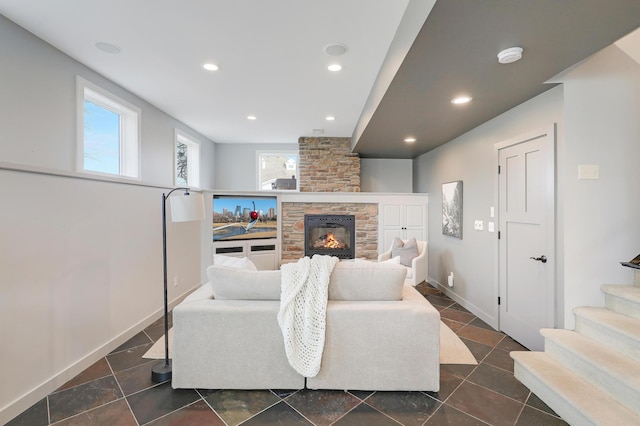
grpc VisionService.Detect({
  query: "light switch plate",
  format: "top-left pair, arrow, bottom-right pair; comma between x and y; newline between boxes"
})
578,164 -> 599,180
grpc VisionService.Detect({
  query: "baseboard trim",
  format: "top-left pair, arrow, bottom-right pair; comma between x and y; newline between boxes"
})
0,283 -> 201,425
428,277 -> 498,330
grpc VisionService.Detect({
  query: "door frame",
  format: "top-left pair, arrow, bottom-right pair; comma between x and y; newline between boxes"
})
493,124 -> 557,333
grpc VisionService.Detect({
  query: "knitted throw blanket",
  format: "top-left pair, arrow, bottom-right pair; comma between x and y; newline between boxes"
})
277,255 -> 339,377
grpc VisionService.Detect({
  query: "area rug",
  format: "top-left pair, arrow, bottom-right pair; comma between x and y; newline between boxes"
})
143,322 -> 477,365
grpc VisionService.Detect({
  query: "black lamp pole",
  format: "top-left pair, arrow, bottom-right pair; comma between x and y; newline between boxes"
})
152,187 -> 190,383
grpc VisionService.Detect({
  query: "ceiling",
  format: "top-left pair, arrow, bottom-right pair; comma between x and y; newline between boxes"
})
1,0 -> 640,159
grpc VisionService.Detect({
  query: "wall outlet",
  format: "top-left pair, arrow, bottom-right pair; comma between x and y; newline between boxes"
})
173,276 -> 179,287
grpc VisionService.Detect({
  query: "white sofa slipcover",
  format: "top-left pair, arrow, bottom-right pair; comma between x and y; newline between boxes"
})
171,261 -> 440,391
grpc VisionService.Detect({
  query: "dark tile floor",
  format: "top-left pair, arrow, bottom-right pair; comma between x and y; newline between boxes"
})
8,283 -> 567,426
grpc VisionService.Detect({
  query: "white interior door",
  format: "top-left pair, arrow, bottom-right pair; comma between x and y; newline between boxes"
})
498,126 -> 555,351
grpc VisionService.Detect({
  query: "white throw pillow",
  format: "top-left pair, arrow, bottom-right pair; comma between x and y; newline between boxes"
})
213,254 -> 257,271
207,265 -> 281,300
391,237 -> 419,267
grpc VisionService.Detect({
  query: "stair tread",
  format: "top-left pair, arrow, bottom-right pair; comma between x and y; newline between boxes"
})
573,306 -> 640,338
601,284 -> 640,302
540,328 -> 640,386
512,352 -> 640,424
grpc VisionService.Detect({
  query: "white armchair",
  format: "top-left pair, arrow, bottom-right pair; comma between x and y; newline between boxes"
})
378,239 -> 428,286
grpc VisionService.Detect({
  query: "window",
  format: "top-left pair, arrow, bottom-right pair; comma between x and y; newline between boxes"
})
77,77 -> 140,178
257,151 -> 298,191
175,130 -> 200,187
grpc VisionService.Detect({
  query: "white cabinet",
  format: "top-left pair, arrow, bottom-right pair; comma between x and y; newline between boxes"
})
212,239 -> 278,270
380,197 -> 427,252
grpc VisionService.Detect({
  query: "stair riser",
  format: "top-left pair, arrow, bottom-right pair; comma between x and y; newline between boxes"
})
604,294 -> 640,320
574,317 -> 640,363
544,339 -> 640,415
513,360 -> 593,426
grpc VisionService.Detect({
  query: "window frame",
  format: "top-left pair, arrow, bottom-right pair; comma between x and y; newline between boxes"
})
256,150 -> 299,191
76,76 -> 141,179
174,129 -> 201,188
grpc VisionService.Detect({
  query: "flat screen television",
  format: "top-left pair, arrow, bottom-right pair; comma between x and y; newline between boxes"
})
212,195 -> 278,241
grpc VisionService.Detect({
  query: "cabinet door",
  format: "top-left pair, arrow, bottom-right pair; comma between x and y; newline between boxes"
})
383,228 -> 403,252
405,203 -> 426,240
405,204 -> 426,229
382,204 -> 403,228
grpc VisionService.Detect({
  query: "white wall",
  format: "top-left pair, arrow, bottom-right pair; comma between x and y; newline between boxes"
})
0,16 -> 215,423
361,158 -> 413,192
559,45 -> 640,328
413,87 -> 564,327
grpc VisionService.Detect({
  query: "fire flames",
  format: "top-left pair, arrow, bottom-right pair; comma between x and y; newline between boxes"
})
312,232 -> 345,249
324,232 -> 344,249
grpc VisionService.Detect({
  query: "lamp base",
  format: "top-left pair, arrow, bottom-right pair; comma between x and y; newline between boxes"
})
151,360 -> 172,383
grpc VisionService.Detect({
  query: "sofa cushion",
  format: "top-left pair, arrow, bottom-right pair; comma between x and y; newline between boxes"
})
328,261 -> 406,301
391,237 -> 419,267
213,254 -> 257,270
207,265 -> 281,300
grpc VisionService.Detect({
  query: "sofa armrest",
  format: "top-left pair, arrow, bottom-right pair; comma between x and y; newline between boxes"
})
378,248 -> 392,262
180,282 -> 214,304
411,242 -> 428,284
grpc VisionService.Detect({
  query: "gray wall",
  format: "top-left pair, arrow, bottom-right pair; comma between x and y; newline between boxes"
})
0,16 -> 215,422
214,143 -> 297,191
414,87 -> 563,327
414,43 -> 640,330
559,45 -> 640,328
215,142 -> 413,193
361,158 -> 413,192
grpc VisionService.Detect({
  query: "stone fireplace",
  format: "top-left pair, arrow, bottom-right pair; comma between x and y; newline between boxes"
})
281,201 -> 378,263
304,214 -> 355,259
298,137 -> 360,192
279,138 -> 374,263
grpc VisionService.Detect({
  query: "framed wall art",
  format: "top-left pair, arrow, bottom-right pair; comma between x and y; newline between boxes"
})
442,180 -> 463,239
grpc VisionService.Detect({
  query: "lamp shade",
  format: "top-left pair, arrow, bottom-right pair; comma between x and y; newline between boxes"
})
169,192 -> 205,222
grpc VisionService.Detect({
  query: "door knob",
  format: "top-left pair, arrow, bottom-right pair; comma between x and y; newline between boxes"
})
530,255 -> 547,263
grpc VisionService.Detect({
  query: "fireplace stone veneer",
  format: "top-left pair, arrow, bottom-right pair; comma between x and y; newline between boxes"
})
281,202 -> 378,263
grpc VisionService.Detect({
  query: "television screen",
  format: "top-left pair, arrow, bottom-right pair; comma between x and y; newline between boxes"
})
212,195 -> 277,241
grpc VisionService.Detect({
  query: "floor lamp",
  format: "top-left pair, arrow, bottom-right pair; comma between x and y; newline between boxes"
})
152,188 -> 205,383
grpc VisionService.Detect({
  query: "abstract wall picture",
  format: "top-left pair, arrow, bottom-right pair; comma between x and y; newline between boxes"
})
442,181 -> 463,239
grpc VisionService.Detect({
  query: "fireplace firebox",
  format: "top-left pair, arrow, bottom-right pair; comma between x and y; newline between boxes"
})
304,214 -> 355,259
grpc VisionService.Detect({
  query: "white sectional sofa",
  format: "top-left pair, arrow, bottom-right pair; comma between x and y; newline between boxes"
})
171,260 -> 440,391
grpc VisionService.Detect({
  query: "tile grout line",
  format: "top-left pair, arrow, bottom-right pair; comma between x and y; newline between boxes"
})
106,355 -> 141,426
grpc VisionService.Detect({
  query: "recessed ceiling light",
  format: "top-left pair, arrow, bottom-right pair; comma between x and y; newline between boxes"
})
497,47 -> 523,64
247,115 -> 257,120
203,63 -> 219,71
324,43 -> 348,56
451,96 -> 472,105
327,64 -> 342,72
404,137 -> 416,143
325,115 -> 335,121
95,42 -> 120,54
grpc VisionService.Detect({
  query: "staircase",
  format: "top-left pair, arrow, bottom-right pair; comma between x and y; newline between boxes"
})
511,270 -> 640,426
